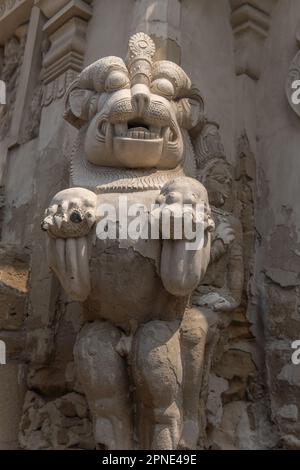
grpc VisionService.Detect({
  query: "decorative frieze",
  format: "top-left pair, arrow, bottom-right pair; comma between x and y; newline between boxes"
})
41,68 -> 76,106
39,0 -> 92,106
0,1 -> 46,145
230,0 -> 278,80
0,0 -> 33,45
0,29 -> 27,141
9,5 -> 44,146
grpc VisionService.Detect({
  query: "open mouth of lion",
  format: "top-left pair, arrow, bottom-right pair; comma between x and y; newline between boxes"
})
98,118 -> 178,168
98,119 -> 177,142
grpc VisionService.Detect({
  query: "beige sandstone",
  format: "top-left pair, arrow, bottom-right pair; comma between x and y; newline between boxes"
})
0,0 -> 298,451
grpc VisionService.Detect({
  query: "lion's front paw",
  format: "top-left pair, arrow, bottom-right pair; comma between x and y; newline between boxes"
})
155,177 -> 214,297
153,176 -> 214,240
42,187 -> 97,239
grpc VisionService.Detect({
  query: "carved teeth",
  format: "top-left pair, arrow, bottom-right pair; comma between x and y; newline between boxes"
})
162,127 -> 169,140
114,125 -> 171,140
115,123 -> 128,136
115,124 -> 163,139
150,126 -> 160,136
125,129 -> 159,139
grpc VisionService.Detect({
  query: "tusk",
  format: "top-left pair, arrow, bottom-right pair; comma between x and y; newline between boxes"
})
55,238 -> 67,283
46,236 -> 91,302
76,237 -> 91,295
66,238 -> 79,284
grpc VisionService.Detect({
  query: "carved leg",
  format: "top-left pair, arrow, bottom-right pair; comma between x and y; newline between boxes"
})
132,320 -> 183,450
74,321 -> 133,450
179,307 -> 208,449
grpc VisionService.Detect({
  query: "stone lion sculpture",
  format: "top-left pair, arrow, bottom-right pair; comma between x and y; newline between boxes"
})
42,33 -> 214,450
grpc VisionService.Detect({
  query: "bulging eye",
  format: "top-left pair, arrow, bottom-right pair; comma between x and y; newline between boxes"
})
70,211 -> 83,224
105,70 -> 129,92
151,78 -> 174,99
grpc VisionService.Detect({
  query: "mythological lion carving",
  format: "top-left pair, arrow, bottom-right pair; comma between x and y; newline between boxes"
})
42,33 -> 214,450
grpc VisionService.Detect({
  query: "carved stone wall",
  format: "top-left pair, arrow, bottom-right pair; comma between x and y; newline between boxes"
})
0,0 -> 299,450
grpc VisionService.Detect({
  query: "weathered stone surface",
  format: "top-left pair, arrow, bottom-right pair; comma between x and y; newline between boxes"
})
276,404 -> 298,422
280,434 -> 300,450
206,374 -> 229,428
0,0 -> 299,452
19,391 -> 95,449
0,245 -> 29,330
0,364 -> 26,449
27,365 -> 74,397
208,401 -> 254,450
41,31 -> 213,451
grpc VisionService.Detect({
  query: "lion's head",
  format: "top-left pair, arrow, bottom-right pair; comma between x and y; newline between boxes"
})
64,33 -> 205,191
